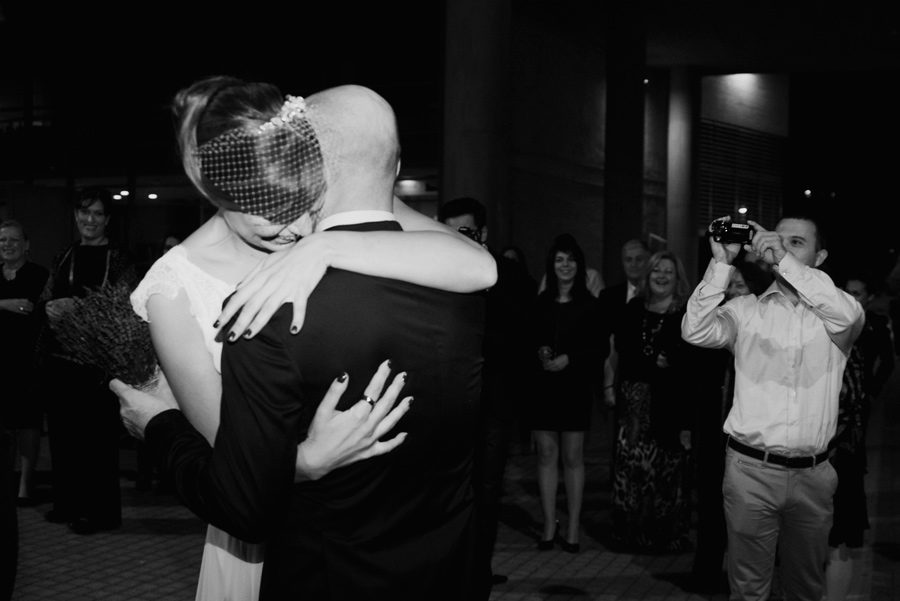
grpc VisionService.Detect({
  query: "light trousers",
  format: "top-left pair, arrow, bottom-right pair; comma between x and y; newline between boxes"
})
723,447 -> 838,601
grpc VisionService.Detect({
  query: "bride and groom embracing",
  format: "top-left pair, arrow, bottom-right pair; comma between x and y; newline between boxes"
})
114,79 -> 495,600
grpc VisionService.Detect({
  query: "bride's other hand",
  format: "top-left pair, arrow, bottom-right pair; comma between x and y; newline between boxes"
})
295,359 -> 412,482
215,234 -> 331,342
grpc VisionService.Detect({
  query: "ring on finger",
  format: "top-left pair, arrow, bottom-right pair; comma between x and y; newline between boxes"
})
361,395 -> 376,408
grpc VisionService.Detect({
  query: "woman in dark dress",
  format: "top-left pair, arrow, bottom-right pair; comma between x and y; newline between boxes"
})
531,234 -> 606,553
39,187 -> 136,534
610,249 -> 694,553
0,220 -> 50,505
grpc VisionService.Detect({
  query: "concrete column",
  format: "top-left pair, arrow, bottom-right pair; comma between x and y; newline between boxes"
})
666,66 -> 698,279
602,1 -> 646,284
442,0 -> 511,243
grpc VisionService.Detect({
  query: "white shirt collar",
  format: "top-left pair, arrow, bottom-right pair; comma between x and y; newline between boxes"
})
315,210 -> 398,232
626,281 -> 638,302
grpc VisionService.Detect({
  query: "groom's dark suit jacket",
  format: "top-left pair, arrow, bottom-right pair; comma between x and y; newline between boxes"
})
146,220 -> 485,600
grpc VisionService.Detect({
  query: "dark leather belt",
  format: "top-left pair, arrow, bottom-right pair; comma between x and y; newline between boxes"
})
727,437 -> 830,469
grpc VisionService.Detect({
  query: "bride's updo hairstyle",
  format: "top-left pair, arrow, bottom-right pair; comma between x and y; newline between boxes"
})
173,75 -> 326,225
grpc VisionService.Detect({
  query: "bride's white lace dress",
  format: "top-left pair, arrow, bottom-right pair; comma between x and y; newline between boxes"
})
131,245 -> 264,601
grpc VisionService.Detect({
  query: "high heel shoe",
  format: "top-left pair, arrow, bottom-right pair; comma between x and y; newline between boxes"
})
560,525 -> 580,553
537,521 -> 559,551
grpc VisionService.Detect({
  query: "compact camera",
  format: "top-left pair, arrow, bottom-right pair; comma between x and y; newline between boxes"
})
710,217 -> 754,245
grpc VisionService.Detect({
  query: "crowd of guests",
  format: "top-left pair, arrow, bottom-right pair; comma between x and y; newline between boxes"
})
429,198 -> 895,601
0,190 -> 195,597
3,185 -> 898,601
430,203 -> 895,601
1,190 -> 137,598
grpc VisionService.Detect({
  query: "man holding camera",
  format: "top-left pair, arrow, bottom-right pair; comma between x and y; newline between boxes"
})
682,214 -> 864,601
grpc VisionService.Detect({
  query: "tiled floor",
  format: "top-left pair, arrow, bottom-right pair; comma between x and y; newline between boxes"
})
12,365 -> 900,600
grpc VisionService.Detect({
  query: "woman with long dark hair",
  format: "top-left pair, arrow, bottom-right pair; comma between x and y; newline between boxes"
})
530,233 -> 606,553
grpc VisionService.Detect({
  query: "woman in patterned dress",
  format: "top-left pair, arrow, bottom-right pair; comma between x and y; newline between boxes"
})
610,250 -> 695,553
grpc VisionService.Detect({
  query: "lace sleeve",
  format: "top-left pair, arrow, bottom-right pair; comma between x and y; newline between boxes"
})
127,246 -> 231,374
130,257 -> 183,323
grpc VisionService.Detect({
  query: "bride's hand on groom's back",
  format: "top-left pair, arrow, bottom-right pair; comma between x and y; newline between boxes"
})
295,359 -> 412,482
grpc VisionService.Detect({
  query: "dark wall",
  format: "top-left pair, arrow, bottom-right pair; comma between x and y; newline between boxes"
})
786,71 -> 900,282
507,5 -> 607,278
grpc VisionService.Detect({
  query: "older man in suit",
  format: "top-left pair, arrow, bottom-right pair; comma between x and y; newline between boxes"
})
596,238 -> 649,488
597,239 -> 649,400
117,85 -> 488,601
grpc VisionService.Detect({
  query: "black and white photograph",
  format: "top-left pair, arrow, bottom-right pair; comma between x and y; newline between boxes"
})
1,2 -> 898,600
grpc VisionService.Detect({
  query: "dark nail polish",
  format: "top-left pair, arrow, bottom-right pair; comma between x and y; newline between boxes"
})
243,329 -> 252,338
387,359 -> 393,368
338,372 -> 348,383
213,320 -> 220,328
290,325 -> 299,334
401,372 -> 407,382
227,332 -> 237,342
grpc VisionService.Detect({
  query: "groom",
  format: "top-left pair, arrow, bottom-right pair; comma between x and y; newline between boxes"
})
121,85 -> 485,600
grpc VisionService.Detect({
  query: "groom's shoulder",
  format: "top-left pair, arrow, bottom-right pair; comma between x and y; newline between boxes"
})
322,267 -> 479,298
312,268 -> 484,324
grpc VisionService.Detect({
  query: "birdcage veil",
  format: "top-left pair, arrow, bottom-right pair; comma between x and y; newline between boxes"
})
195,95 -> 326,225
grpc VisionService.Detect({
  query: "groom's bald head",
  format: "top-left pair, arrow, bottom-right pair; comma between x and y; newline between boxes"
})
305,85 -> 401,184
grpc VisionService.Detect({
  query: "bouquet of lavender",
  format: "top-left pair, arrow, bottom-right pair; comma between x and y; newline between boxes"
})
48,280 -> 159,390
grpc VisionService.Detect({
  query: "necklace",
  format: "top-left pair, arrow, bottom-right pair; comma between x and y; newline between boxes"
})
641,311 -> 665,357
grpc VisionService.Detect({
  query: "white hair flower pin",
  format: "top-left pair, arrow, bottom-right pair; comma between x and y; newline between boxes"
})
258,95 -> 308,133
